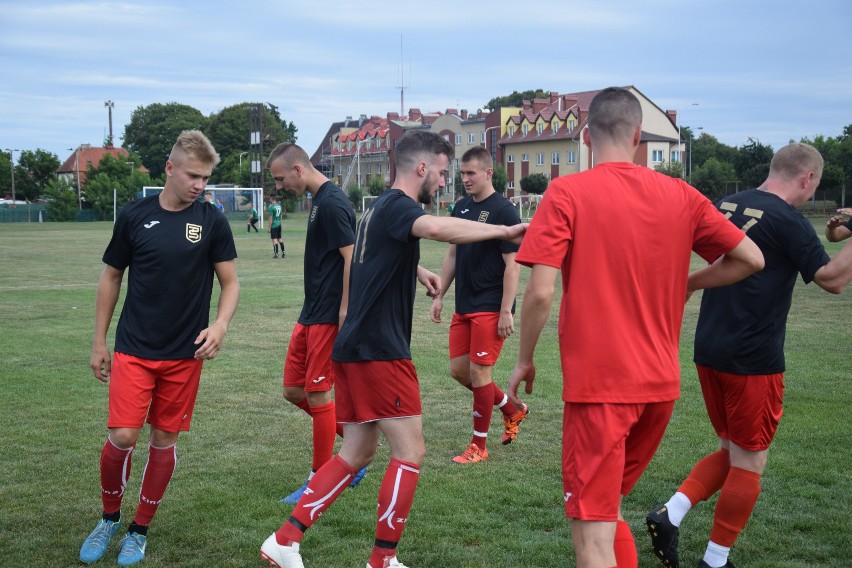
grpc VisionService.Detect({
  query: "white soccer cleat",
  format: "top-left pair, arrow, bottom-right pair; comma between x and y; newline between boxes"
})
260,534 -> 305,568
366,556 -> 409,568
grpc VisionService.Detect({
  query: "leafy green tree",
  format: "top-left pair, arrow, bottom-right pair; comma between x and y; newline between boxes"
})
15,149 -> 60,201
367,175 -> 385,196
733,138 -> 773,189
486,89 -> 551,110
654,160 -> 685,179
691,157 -> 739,199
0,151 -> 11,194
454,169 -> 465,197
347,183 -> 362,210
492,164 -> 508,194
520,173 -> 549,195
43,177 -> 79,221
207,102 -> 298,184
123,103 -> 208,179
690,132 -> 738,172
83,154 -> 154,219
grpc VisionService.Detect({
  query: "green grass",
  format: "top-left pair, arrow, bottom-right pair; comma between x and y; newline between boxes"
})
0,213 -> 849,567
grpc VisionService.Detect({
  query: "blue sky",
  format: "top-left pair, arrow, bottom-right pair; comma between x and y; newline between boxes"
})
1,0 -> 850,166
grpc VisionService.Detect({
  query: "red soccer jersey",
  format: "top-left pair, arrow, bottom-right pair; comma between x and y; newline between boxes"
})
516,162 -> 744,403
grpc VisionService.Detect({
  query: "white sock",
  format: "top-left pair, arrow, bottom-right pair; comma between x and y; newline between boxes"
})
664,492 -> 693,526
702,540 -> 730,567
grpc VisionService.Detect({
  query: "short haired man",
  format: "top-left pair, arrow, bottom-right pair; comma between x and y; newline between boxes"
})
507,87 -> 764,568
247,203 -> 260,233
825,207 -> 852,242
268,195 -> 284,258
261,130 -> 526,568
265,143 -> 366,505
647,144 -> 852,568
430,146 -> 527,463
81,130 -> 239,566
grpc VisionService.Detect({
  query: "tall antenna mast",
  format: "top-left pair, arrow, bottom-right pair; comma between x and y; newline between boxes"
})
396,35 -> 407,116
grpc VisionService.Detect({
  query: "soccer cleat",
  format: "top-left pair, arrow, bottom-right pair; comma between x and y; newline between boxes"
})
260,534 -> 305,568
279,478 -> 310,504
79,517 -> 122,563
350,466 -> 368,488
501,404 -> 529,445
273,254 -> 279,259
698,561 -> 737,568
646,505 -> 679,568
367,556 -> 410,568
116,532 -> 147,566
451,443 -> 488,464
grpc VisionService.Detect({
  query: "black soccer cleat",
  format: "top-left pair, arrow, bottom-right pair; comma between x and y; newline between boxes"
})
646,504 -> 680,568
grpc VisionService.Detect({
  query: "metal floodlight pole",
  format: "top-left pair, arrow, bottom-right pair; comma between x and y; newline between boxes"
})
68,146 -> 82,209
104,100 -> 115,146
5,148 -> 20,203
677,103 -> 698,177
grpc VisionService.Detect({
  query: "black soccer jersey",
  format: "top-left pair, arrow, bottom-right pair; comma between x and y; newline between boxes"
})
103,195 -> 237,360
451,192 -> 521,314
694,189 -> 830,374
332,190 -> 426,362
299,181 -> 356,325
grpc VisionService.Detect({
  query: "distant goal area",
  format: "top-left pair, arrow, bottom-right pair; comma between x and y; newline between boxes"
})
142,186 -> 264,228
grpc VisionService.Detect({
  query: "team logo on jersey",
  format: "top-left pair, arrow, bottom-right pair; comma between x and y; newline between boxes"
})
185,223 -> 202,243
310,205 -> 318,222
478,211 -> 490,223
461,208 -> 470,214
143,220 -> 160,229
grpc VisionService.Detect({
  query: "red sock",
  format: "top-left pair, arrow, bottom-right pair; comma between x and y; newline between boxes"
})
710,466 -> 761,547
309,402 -> 337,471
614,519 -> 637,568
133,444 -> 176,525
100,437 -> 134,514
277,455 -> 357,545
677,449 -> 730,504
295,398 -> 311,415
368,458 -> 421,567
471,384 -> 494,450
493,385 -> 518,416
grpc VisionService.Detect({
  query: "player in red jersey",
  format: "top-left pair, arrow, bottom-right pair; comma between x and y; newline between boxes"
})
507,87 -> 764,568
261,131 -> 525,568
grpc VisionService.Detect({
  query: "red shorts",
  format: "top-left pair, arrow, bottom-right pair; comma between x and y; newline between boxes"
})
283,323 -> 337,393
562,400 -> 674,521
108,352 -> 204,432
696,365 -> 784,451
448,312 -> 505,366
332,360 -> 422,423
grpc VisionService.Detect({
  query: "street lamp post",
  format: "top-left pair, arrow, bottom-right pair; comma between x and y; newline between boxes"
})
239,151 -> 249,178
482,125 -> 501,163
688,126 -> 703,180
104,100 -> 115,146
677,103 -> 699,177
4,148 -> 20,204
68,146 -> 82,209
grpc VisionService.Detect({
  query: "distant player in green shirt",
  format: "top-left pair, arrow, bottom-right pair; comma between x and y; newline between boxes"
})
247,205 -> 259,233
267,196 -> 284,258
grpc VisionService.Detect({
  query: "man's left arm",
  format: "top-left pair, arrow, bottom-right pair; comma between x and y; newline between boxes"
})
498,252 -> 520,337
194,259 -> 240,359
338,244 -> 354,327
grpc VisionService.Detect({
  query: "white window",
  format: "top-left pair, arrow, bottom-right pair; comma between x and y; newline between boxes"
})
552,152 -> 560,165
507,154 -> 515,163
366,164 -> 371,174
537,123 -> 544,135
377,164 -> 382,173
481,130 -> 486,143
671,150 -> 682,162
468,132 -> 475,144
536,153 -> 544,165
652,150 -> 663,163
569,120 -> 575,130
521,154 -> 529,162
443,134 -> 450,142
508,181 -> 515,189
552,122 -> 558,133
523,124 -> 529,135
567,150 -> 576,164
455,134 -> 462,144
509,126 -> 515,136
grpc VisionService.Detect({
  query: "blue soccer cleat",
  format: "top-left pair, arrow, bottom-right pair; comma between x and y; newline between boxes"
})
79,517 -> 121,564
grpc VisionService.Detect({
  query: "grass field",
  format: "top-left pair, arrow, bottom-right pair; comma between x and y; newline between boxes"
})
0,212 -> 849,567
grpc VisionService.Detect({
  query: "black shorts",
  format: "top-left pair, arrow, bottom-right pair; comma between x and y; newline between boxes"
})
270,226 -> 282,239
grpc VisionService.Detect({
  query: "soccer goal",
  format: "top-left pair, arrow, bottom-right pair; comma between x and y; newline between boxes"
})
510,194 -> 543,221
142,186 -> 265,229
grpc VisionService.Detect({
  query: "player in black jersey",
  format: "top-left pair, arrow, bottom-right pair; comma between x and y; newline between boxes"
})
80,131 -> 239,567
647,144 -> 852,568
261,131 -> 526,568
